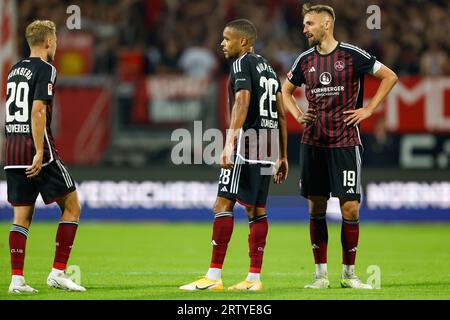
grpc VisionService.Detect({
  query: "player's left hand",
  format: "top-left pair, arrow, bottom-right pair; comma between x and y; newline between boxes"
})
273,158 -> 288,184
343,107 -> 373,126
26,152 -> 43,178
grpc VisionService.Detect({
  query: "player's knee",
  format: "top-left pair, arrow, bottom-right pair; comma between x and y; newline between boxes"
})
246,207 -> 266,220
245,207 -> 257,219
13,216 -> 32,228
213,202 -> 228,214
309,197 -> 328,214
13,207 -> 34,228
213,197 -> 235,214
340,200 -> 359,220
64,202 -> 81,220
72,203 -> 81,218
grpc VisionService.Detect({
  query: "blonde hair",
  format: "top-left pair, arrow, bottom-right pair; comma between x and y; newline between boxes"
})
25,20 -> 56,47
302,3 -> 335,21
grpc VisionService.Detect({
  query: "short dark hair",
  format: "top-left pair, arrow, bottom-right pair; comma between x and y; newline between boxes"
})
225,19 -> 257,45
302,3 -> 335,21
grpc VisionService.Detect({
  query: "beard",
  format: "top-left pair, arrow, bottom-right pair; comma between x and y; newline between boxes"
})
307,29 -> 325,48
224,50 -> 238,60
307,37 -> 320,48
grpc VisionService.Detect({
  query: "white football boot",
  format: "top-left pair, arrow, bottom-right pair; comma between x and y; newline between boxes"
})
304,273 -> 330,289
8,276 -> 38,294
47,269 -> 86,292
340,275 -> 373,289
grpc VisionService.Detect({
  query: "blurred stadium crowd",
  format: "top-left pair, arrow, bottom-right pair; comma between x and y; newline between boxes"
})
18,0 -> 450,78
7,0 -> 449,169
3,0 -> 449,218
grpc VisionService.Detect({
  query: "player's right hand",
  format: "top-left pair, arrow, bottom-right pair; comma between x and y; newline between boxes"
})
26,152 -> 44,178
220,145 -> 234,169
273,158 -> 288,184
297,109 -> 316,125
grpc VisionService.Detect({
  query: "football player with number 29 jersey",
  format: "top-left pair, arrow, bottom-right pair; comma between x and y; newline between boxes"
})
4,20 -> 85,293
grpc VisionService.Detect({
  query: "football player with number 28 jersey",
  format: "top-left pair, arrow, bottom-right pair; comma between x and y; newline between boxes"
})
180,19 -> 288,291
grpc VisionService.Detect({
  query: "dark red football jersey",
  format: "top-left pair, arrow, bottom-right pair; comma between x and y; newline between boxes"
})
287,42 -> 376,148
4,57 -> 60,168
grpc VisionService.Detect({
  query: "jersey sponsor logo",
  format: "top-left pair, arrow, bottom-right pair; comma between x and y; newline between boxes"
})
220,186 -> 228,192
319,72 -> 332,85
48,83 -> 53,95
334,60 -> 345,71
346,188 -> 355,194
309,66 -> 316,73
310,85 -> 345,97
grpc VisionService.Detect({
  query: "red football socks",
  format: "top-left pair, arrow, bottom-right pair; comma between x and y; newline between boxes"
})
10,224 -> 29,276
341,218 -> 359,265
53,221 -> 79,271
210,212 -> 234,269
248,214 -> 268,274
309,213 -> 328,264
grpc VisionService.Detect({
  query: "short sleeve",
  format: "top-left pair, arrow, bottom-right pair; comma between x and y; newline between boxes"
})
33,63 -> 56,101
350,45 -> 376,75
287,55 -> 305,86
276,76 -> 282,93
231,56 -> 252,93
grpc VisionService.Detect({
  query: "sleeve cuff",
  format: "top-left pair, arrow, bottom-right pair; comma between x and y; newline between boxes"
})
370,60 -> 382,74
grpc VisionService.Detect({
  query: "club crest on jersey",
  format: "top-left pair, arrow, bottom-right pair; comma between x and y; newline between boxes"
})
334,60 -> 345,71
48,83 -> 53,95
319,72 -> 332,85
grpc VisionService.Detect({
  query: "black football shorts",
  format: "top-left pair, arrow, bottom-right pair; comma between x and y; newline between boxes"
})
217,157 -> 273,208
5,159 -> 76,206
299,143 -> 363,201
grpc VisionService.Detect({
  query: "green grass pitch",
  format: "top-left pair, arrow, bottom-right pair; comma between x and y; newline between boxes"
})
0,222 -> 449,300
